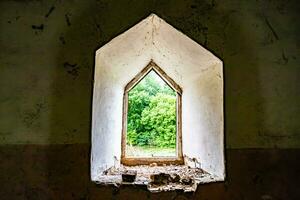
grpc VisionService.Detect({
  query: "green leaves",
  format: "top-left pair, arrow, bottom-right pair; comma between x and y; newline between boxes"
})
127,71 -> 176,148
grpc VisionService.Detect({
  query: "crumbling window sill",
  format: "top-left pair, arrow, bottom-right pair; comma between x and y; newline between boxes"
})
94,165 -> 219,192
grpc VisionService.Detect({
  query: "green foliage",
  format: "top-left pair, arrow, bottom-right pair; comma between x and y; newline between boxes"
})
127,71 -> 176,148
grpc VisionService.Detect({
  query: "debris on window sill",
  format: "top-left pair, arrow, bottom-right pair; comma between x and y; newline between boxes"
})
95,165 -> 218,192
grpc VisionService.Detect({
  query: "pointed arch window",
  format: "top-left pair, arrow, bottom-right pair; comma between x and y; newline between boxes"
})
121,61 -> 183,165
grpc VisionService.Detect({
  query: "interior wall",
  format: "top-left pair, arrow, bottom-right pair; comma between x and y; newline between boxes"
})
0,0 -> 299,199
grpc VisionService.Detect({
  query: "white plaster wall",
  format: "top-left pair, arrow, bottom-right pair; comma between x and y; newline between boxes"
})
182,64 -> 224,179
91,14 -> 224,181
91,17 -> 152,179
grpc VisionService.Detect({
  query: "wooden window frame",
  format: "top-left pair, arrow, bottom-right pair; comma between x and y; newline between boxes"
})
121,61 -> 184,166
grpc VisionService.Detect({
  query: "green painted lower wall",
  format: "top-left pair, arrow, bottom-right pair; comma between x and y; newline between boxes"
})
0,0 -> 299,148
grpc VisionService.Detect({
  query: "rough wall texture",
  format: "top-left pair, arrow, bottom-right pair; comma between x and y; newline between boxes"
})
1,0 -> 299,147
0,0 -> 299,199
0,146 -> 299,199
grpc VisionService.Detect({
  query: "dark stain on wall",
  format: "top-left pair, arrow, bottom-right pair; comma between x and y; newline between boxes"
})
45,6 -> 55,18
31,24 -> 44,34
59,35 -> 66,45
263,16 -> 279,41
22,102 -> 46,128
65,13 -> 72,27
63,62 -> 79,78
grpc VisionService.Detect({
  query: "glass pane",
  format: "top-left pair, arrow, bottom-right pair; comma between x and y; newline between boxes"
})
126,70 -> 177,158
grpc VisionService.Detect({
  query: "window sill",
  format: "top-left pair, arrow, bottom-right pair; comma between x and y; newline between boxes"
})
93,165 -> 220,192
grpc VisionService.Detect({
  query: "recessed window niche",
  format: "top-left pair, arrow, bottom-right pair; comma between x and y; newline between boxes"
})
91,14 -> 224,192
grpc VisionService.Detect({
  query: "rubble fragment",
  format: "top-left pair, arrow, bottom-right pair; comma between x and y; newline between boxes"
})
150,173 -> 171,184
122,170 -> 137,183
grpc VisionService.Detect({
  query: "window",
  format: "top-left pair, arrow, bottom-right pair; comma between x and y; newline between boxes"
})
121,61 -> 183,165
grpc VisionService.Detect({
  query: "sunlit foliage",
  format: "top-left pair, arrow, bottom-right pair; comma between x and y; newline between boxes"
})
127,71 -> 176,148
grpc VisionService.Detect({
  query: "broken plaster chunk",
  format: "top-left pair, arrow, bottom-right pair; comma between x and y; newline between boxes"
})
122,170 -> 137,183
170,174 -> 180,183
180,176 -> 194,185
150,173 -> 171,185
150,173 -> 181,185
184,155 -> 201,168
149,162 -> 158,167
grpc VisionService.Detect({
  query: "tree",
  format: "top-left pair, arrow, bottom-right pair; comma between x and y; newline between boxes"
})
127,71 -> 176,148
141,93 -> 176,147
